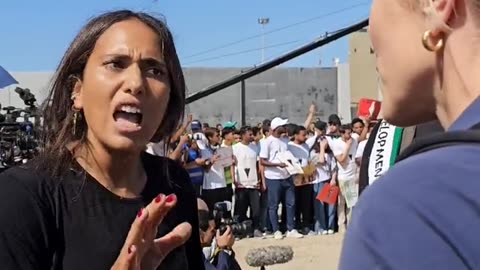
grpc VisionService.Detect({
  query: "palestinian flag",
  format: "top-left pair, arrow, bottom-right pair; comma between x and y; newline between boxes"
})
359,119 -> 444,195
359,120 -> 404,195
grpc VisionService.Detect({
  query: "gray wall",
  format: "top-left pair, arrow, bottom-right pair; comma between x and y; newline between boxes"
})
3,72 -> 52,109
4,68 -> 338,126
185,67 -> 338,126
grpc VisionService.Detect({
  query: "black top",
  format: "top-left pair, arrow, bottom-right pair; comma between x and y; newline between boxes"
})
0,152 -> 205,270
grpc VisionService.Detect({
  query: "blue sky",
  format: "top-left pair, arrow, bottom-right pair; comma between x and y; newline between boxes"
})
1,0 -> 371,72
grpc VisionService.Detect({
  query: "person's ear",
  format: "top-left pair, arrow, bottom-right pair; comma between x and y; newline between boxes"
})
432,0 -> 457,34
71,77 -> 84,110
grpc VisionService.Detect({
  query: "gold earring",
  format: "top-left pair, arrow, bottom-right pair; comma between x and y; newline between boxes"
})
72,105 -> 80,136
72,111 -> 78,136
422,30 -> 444,52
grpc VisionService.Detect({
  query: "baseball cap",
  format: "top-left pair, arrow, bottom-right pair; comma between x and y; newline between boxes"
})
270,117 -> 289,131
223,121 -> 237,129
191,120 -> 202,131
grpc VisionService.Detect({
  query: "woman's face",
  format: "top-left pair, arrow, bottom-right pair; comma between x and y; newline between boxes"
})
73,19 -> 170,152
370,0 -> 439,126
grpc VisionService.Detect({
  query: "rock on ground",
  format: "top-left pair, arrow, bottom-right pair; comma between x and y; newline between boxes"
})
233,233 -> 344,270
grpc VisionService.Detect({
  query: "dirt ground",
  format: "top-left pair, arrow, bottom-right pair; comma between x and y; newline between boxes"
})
233,233 -> 344,270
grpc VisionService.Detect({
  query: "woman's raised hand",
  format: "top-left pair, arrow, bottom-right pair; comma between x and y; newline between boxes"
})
111,194 -> 192,270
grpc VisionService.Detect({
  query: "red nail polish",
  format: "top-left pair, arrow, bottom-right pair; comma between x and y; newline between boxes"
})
137,208 -> 143,218
155,194 -> 164,203
166,194 -> 176,203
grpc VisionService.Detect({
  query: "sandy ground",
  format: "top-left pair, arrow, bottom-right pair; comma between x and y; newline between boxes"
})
233,233 -> 344,270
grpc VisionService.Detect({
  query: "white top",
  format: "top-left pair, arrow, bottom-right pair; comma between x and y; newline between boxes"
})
351,132 -> 360,142
146,141 -> 166,156
355,140 -> 367,160
310,150 -> 336,183
331,138 -> 358,181
287,142 -> 310,167
259,136 -> 290,180
232,143 -> 259,188
201,147 -> 226,190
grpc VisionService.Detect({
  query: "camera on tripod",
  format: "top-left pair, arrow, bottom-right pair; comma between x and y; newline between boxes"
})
14,87 -> 36,107
213,201 -> 253,238
0,87 -> 41,172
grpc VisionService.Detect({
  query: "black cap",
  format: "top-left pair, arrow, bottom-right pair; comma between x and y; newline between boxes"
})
328,114 -> 341,125
314,120 -> 327,131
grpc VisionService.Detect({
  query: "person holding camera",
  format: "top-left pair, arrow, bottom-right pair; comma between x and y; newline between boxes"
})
198,199 -> 241,270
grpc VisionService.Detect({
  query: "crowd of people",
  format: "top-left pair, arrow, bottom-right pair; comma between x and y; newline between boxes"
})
3,0 -> 480,268
147,104 -> 373,241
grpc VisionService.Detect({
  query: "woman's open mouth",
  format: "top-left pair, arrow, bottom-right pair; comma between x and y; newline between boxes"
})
113,104 -> 143,132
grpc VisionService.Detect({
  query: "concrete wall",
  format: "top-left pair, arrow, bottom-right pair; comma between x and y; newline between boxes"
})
3,67 -> 338,126
3,72 -> 52,109
349,29 -> 379,104
185,67 -> 338,126
336,63 -> 351,123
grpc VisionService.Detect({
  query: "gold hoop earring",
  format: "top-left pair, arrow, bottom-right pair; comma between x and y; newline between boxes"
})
422,30 -> 444,52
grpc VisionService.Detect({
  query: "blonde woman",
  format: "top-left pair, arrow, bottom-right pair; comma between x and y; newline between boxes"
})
341,0 -> 480,269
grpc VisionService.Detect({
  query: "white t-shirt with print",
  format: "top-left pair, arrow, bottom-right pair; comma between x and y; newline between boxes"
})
287,142 -> 309,167
310,150 -> 336,183
259,136 -> 290,180
201,147 -> 226,190
331,138 -> 358,181
232,143 -> 259,188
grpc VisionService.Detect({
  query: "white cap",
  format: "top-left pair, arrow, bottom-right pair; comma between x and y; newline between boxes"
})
270,117 -> 288,130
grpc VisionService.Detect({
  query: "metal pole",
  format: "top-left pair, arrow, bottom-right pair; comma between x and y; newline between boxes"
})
186,19 -> 369,104
261,24 -> 265,63
241,79 -> 246,126
258,18 -> 269,64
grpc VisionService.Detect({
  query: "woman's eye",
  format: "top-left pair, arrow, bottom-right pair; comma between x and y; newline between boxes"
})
146,67 -> 167,77
105,60 -> 125,71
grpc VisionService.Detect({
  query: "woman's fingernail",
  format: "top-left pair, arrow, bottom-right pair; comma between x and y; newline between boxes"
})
155,194 -> 165,203
128,246 -> 132,254
166,194 -> 177,203
137,208 -> 143,218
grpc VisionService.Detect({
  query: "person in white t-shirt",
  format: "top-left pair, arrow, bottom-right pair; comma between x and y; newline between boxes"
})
201,127 -> 228,212
309,135 -> 337,235
259,117 -> 304,240
306,120 -> 338,151
232,126 -> 262,238
258,121 -> 272,235
331,124 -> 358,232
288,125 -> 314,236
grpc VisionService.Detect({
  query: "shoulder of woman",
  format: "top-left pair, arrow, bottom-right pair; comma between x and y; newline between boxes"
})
0,164 -> 58,225
0,164 -> 57,199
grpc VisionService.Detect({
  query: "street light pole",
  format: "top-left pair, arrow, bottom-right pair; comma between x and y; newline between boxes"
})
258,18 -> 269,64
